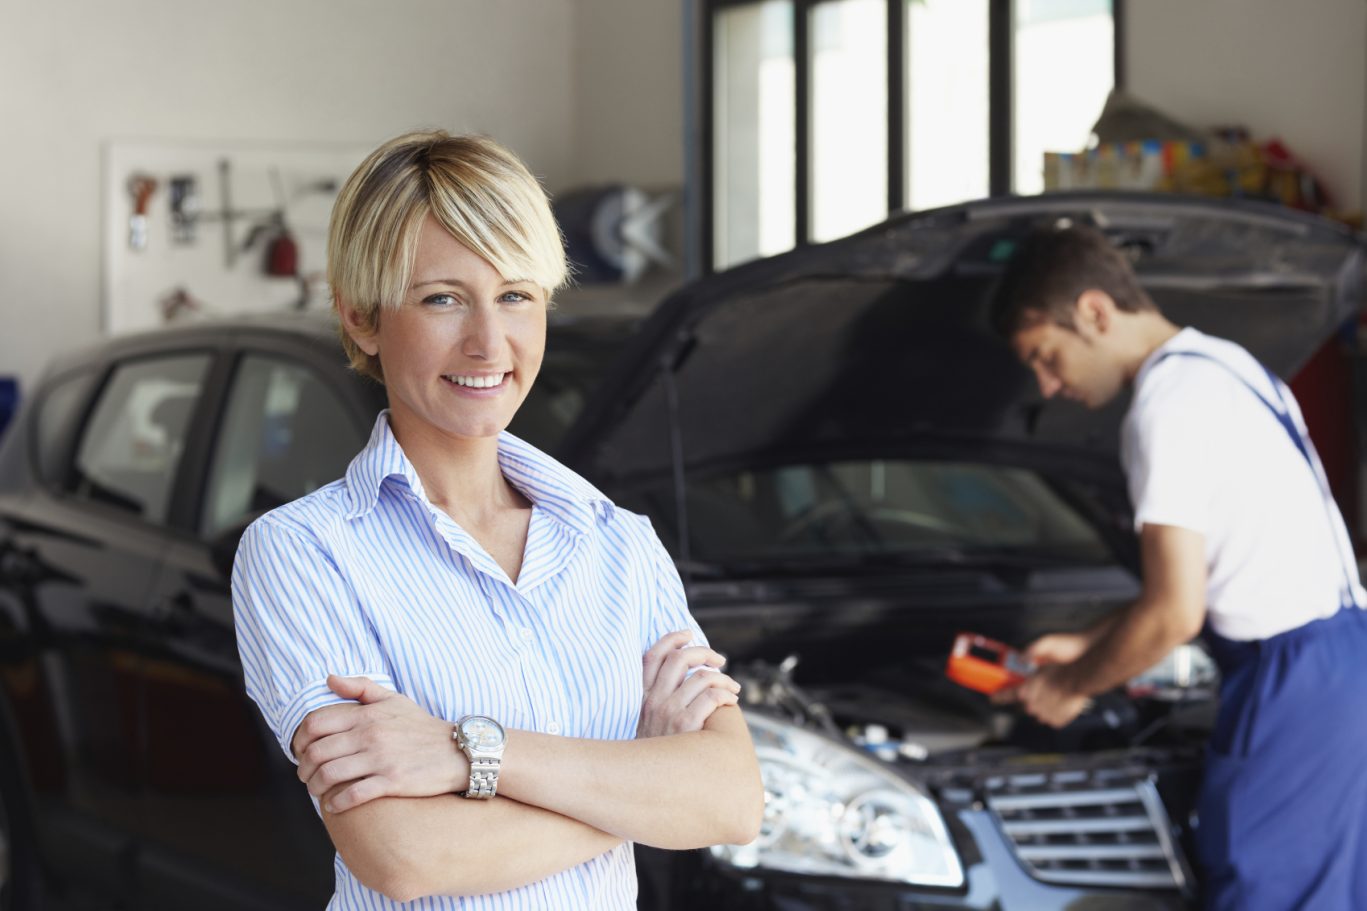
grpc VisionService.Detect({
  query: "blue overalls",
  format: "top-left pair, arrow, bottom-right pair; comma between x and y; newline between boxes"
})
1157,351 -> 1367,910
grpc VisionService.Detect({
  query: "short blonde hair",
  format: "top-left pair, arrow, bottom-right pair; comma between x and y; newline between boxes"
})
327,130 -> 568,381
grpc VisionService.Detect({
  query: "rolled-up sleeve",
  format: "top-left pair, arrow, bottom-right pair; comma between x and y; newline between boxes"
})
232,517 -> 396,764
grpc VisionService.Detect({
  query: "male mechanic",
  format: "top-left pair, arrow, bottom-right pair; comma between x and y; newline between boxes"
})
988,224 -> 1367,910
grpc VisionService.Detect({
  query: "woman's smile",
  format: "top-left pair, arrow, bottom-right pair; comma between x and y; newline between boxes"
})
442,371 -> 511,392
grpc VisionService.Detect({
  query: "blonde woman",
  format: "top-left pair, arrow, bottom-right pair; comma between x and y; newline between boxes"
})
232,130 -> 763,909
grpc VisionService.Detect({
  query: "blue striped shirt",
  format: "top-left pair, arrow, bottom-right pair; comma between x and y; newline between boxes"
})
232,413 -> 705,910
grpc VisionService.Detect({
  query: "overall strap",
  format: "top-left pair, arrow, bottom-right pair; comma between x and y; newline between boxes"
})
1153,350 -> 1362,611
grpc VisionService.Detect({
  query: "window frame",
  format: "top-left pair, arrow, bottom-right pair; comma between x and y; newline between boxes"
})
188,333 -> 386,541
688,0 -> 1126,274
195,349 -> 370,541
58,348 -> 221,533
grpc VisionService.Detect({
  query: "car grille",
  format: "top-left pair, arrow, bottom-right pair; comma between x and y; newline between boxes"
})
983,768 -> 1191,892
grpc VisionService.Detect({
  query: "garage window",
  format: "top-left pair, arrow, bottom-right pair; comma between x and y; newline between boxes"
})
699,0 -> 1121,271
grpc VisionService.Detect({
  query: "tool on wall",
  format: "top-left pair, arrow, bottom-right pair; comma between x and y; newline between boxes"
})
263,167 -> 298,278
126,174 -> 158,250
168,175 -> 200,245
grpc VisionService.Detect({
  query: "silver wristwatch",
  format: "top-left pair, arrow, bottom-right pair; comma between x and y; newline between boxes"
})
453,715 -> 505,799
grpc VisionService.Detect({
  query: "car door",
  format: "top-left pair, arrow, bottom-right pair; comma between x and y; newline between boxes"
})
0,350 -> 214,901
135,338 -> 378,911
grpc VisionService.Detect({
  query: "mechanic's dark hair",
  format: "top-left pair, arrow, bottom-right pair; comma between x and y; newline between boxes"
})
988,224 -> 1157,338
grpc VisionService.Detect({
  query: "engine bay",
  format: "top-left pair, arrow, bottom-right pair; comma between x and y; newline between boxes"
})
734,645 -> 1218,769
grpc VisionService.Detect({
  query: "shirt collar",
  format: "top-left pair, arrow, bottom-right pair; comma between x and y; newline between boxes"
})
343,412 -> 613,534
1134,326 -> 1203,388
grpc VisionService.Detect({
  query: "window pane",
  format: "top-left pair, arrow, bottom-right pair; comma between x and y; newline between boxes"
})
35,369 -> 97,486
809,0 -> 887,242
201,355 -> 362,538
1013,0 -> 1114,195
906,0 -> 990,211
619,459 -> 1111,563
714,0 -> 795,270
73,354 -> 210,524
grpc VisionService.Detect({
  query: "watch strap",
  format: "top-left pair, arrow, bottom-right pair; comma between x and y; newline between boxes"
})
464,755 -> 501,799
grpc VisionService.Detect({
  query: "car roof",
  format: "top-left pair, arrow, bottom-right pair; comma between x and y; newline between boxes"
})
40,307 -> 638,380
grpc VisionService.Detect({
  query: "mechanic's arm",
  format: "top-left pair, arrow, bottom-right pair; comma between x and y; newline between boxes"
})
1001,523 -> 1206,726
1064,523 -> 1206,692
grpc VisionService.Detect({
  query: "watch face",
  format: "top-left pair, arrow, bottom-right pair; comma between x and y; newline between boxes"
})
461,716 -> 505,749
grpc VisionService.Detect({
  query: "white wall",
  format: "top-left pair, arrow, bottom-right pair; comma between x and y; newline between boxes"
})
8,0 -> 1361,393
570,0 -> 685,187
1126,0 -> 1367,215
0,0 -> 576,390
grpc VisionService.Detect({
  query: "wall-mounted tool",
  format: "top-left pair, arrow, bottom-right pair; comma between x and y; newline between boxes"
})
168,175 -> 200,245
127,173 -> 158,250
263,167 -> 298,278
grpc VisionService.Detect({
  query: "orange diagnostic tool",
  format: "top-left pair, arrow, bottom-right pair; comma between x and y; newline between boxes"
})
946,632 -> 1033,695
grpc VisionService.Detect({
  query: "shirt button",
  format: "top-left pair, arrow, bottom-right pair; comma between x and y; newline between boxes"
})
520,627 -> 534,642
547,721 -> 561,735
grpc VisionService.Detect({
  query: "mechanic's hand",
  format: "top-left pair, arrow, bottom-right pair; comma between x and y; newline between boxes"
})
1024,631 -> 1093,667
292,675 -> 467,814
992,665 -> 1091,729
638,630 -> 741,737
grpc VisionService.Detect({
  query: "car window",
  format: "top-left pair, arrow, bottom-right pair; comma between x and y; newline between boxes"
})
622,459 -> 1112,565
201,354 -> 363,539
71,354 -> 211,525
34,368 -> 98,486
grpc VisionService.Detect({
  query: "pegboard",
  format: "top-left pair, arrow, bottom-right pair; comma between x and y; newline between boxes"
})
102,140 -> 372,335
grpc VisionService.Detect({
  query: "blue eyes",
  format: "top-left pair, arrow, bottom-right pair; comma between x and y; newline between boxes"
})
421,291 -> 533,307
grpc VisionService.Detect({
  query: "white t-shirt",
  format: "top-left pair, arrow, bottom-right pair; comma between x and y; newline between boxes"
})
1121,327 -> 1364,641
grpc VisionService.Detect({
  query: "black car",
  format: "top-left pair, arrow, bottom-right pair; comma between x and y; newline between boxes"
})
0,194 -> 1362,911
0,311 -> 633,911
556,193 -> 1364,910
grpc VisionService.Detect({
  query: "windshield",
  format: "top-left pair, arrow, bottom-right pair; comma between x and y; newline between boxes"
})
619,459 -> 1112,566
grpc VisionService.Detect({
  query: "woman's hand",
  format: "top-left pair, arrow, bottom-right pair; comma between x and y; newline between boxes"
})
638,631 -> 741,738
293,675 -> 467,814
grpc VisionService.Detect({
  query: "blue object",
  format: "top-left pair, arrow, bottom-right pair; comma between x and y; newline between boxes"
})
1158,351 -> 1367,909
0,377 -> 17,440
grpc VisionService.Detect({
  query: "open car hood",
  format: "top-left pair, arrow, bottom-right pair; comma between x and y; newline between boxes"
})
562,194 -> 1365,487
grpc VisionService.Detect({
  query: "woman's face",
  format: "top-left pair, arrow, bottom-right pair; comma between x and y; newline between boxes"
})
344,215 -> 547,446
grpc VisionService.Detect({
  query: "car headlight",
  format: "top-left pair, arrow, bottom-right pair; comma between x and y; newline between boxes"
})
710,710 -> 964,888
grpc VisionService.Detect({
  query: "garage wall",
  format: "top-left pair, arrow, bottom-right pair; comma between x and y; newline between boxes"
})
1126,0 -> 1367,215
571,0 -> 686,187
4,0 -> 1362,392
0,0 -> 576,391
